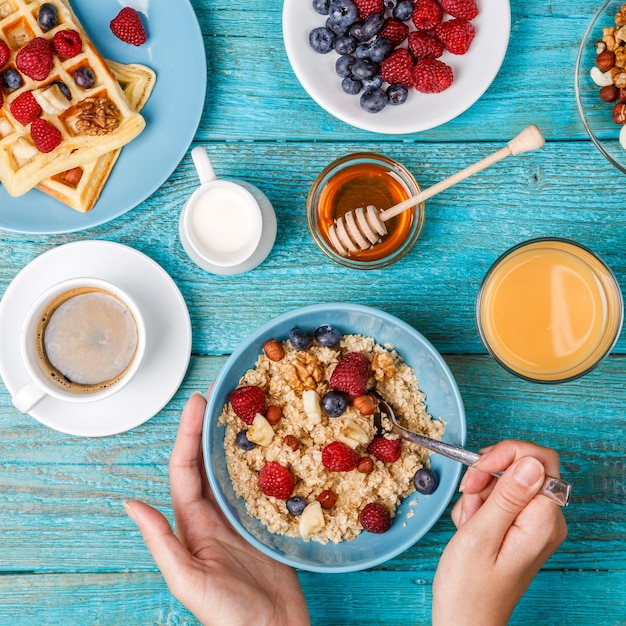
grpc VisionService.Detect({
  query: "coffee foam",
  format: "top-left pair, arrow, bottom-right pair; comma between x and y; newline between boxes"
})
36,287 -> 138,392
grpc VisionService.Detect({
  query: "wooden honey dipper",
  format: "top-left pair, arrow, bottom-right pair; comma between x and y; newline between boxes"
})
328,125 -> 546,257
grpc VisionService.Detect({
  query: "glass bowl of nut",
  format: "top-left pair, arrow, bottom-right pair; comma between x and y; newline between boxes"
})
575,0 -> 626,173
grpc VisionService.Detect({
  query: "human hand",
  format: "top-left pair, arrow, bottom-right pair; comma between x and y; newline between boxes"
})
124,390 -> 310,626
432,440 -> 568,626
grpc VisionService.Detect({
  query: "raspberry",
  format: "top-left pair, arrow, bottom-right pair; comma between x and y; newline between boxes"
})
353,0 -> 384,20
9,91 -> 42,125
441,0 -> 479,20
322,441 -> 360,472
367,436 -> 402,462
379,48 -> 414,90
411,0 -> 443,30
258,462 -> 294,500
30,118 -> 62,153
329,352 -> 369,398
407,31 -> 444,60
16,37 -> 53,81
52,30 -> 83,58
413,58 -> 454,93
435,18 -> 476,55
110,7 -> 147,46
0,40 -> 9,69
359,503 -> 392,533
378,18 -> 409,46
230,385 -> 266,425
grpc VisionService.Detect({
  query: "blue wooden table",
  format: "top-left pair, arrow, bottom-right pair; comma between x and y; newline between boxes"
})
1,0 -> 625,624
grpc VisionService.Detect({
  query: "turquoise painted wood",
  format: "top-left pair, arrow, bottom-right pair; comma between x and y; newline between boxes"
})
1,0 -> 625,624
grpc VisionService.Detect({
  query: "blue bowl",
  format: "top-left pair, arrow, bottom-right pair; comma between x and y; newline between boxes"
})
202,303 -> 466,573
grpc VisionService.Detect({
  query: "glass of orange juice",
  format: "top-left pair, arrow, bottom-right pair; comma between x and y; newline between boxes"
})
476,238 -> 623,383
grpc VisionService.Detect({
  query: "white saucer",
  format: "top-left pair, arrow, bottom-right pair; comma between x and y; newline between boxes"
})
0,241 -> 192,437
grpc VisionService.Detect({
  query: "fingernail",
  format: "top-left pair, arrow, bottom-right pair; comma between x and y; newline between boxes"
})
123,501 -> 137,523
512,457 -> 544,487
190,390 -> 205,399
458,471 -> 469,492
458,507 -> 467,526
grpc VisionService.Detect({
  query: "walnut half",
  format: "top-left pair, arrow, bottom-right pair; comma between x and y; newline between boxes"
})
75,97 -> 121,136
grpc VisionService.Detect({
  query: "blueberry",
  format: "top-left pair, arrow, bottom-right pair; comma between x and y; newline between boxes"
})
387,83 -> 408,105
352,58 -> 378,80
286,496 -> 307,516
354,43 -> 371,59
236,430 -> 256,451
309,26 -> 336,53
369,37 -> 393,63
341,76 -> 362,95
360,87 -> 388,113
312,0 -> 331,14
321,391 -> 347,417
73,66 -> 95,89
393,0 -> 414,21
349,21 -> 369,42
326,16 -> 349,36
362,75 -> 383,91
51,80 -> 71,100
314,324 -> 341,347
289,326 -> 309,351
328,0 -> 358,29
360,12 -> 385,39
384,0 -> 398,7
37,2 -> 58,31
413,468 -> 439,494
2,68 -> 23,91
336,54 -> 356,78
334,34 -> 357,55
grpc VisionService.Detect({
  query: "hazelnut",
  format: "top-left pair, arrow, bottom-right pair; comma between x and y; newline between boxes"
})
63,167 -> 83,186
265,405 -> 282,425
613,102 -> 626,124
263,338 -> 285,362
283,434 -> 299,451
353,393 -> 377,415
596,49 -> 616,70
618,87 -> 626,103
316,490 -> 337,509
357,457 -> 374,474
600,84 -> 619,102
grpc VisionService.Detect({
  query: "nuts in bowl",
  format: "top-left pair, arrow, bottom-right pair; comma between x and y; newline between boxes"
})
202,303 -> 466,573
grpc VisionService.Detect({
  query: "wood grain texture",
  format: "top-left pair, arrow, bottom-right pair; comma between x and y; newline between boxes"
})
0,0 -> 625,624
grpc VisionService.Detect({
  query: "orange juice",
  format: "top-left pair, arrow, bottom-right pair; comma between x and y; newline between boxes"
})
477,239 -> 623,382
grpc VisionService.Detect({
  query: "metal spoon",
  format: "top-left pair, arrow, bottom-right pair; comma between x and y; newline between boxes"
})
376,397 -> 571,507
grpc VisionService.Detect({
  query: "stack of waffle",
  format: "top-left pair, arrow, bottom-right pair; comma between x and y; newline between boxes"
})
0,0 -> 154,212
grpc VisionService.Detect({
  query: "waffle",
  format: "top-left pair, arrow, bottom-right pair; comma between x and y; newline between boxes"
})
0,0 -> 146,198
35,59 -> 156,212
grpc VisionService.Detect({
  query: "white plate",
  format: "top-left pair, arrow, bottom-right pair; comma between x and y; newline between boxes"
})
282,0 -> 510,134
0,241 -> 192,436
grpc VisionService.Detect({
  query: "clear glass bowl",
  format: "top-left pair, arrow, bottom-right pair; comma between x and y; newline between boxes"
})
575,0 -> 626,173
306,153 -> 425,270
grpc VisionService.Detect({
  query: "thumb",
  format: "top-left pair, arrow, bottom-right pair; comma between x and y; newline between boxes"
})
469,456 -> 545,547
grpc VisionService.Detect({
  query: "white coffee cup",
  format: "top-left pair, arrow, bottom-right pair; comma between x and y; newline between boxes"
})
179,147 -> 276,275
12,277 -> 146,414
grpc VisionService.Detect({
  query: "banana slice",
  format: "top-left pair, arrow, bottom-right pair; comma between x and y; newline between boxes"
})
247,413 -> 274,446
337,418 -> 369,449
302,390 -> 322,426
299,501 -> 325,539
33,84 -> 71,115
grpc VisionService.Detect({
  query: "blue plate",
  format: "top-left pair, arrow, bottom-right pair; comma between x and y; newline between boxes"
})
203,303 -> 466,573
0,0 -> 206,234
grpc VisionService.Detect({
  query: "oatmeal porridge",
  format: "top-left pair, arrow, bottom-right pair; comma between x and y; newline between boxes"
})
218,326 -> 445,544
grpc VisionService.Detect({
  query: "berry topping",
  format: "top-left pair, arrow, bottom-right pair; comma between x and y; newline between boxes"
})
440,0 -> 478,20
289,326 -> 310,351
434,17 -> 476,55
393,0 -> 415,21
413,58 -> 453,93
309,26 -> 336,53
258,462 -> 295,500
37,3 -> 59,32
368,436 -> 402,462
2,68 -> 23,91
330,351 -> 369,398
378,17 -> 409,46
16,37 -> 53,81
329,0 -> 359,28
53,30 -> 83,58
411,0 -> 443,30
235,430 -> 256,451
286,496 -> 307,515
314,324 -> 341,347
386,82 -> 408,104
30,118 -> 62,153
359,502 -> 392,533
230,385 -> 266,425
0,40 -> 9,69
413,467 -> 439,494
321,390 -> 348,417
110,7 -> 148,46
322,441 -> 360,472
354,0 -> 384,20
407,30 -> 444,59
73,66 -> 95,89
9,91 -> 42,125
313,0 -> 332,15
379,47 -> 414,88
360,86 -> 387,112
